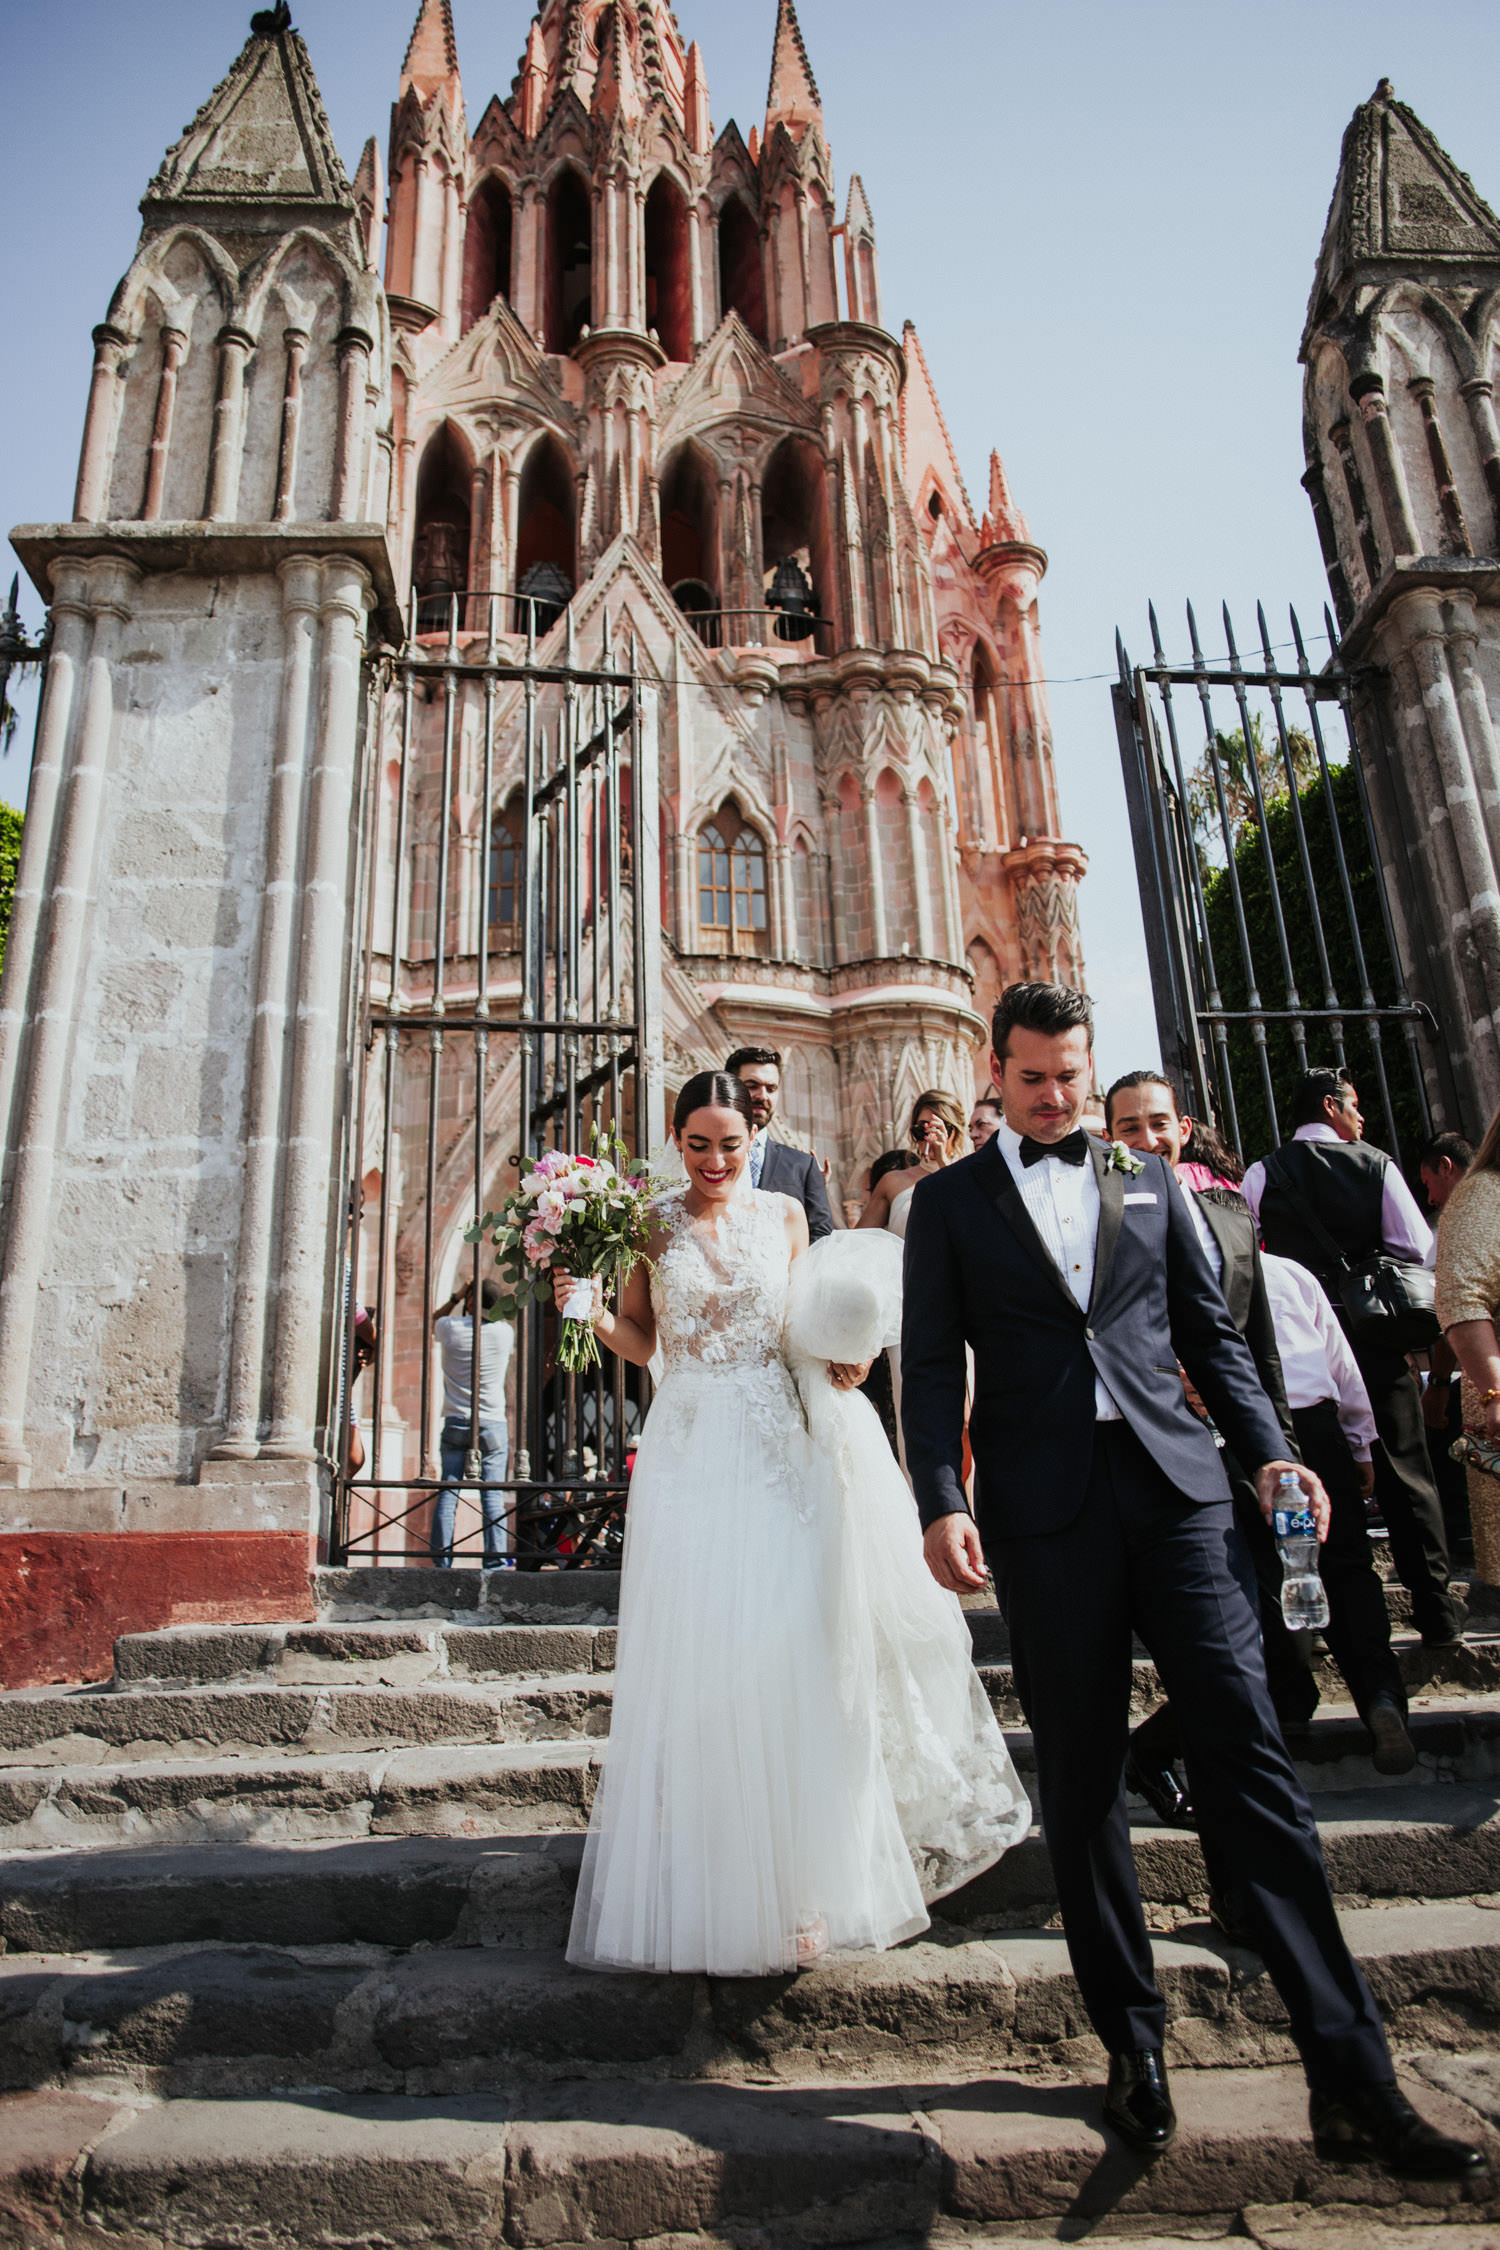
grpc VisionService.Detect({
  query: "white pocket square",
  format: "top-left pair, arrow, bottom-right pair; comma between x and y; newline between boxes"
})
1122,1191 -> 1158,1206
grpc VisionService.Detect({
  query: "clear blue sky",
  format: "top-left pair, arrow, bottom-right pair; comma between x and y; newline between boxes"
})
5,0 -> 1500,1086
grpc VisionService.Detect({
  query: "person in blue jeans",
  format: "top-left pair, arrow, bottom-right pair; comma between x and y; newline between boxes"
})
430,1278 -> 515,1567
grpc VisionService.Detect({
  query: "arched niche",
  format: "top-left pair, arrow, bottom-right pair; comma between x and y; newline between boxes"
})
515,433 -> 577,629
107,234 -> 228,522
761,435 -> 833,638
644,173 -> 693,363
463,175 -> 513,333
659,442 -> 720,633
545,166 -> 593,354
412,421 -> 474,630
718,195 -> 767,346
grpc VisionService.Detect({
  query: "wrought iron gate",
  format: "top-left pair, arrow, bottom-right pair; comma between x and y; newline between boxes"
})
329,594 -> 658,1569
1113,599 -> 1435,1166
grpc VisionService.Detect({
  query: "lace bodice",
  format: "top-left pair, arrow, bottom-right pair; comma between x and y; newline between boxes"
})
650,1186 -> 790,1374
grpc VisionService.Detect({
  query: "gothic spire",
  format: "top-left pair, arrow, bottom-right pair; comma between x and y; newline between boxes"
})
592,2 -> 642,124
981,450 -> 1033,548
1304,78 -> 1500,348
765,0 -> 822,143
142,7 -> 355,239
400,0 -> 461,102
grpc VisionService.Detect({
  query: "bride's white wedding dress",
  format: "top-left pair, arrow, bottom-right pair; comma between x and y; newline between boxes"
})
566,1182 -> 1029,1977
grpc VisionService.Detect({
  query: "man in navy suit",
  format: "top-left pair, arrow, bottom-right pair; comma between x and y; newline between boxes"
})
900,980 -> 1481,2178
726,1046 -> 834,1241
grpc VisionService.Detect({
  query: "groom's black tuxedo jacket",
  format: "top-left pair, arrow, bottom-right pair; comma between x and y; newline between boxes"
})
900,1135 -> 1288,1539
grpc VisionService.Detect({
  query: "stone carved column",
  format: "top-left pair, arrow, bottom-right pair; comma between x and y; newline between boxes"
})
904,791 -> 934,959
140,326 -> 188,522
332,328 -> 374,521
0,556 -> 140,1477
1460,376 -> 1500,528
216,557 -> 323,1457
0,578 -> 91,1153
265,558 -> 374,1457
206,326 -> 253,521
273,328 -> 310,523
1352,378 -> 1420,559
863,789 -> 888,958
73,325 -> 129,522
1409,378 -> 1472,554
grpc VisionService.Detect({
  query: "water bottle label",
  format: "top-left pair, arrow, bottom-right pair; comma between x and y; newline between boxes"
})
1274,1507 -> 1314,1538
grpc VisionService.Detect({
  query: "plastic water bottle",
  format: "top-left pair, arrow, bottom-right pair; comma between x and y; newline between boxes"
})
1274,1470 -> 1329,1631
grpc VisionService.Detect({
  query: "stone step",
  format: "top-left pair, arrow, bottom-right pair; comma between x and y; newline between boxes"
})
0,1677 -> 612,1767
0,1741 -> 602,1852
314,1564 -> 621,1622
107,1611 -> 1500,1709
3,1904 -> 1500,2101
2,1785 -> 1495,1956
6,2061 -> 1496,2249
313,1560 -> 1500,1632
5,1704 -> 1500,1853
110,1619 -> 617,1690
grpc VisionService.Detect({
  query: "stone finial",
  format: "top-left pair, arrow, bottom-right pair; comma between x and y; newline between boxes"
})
518,20 -> 548,139
143,9 -> 355,229
765,0 -> 821,143
684,40 -> 711,155
981,449 -> 1033,547
352,135 -> 384,267
400,0 -> 461,103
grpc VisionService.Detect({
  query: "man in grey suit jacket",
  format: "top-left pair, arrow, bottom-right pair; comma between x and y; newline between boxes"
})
726,1046 -> 834,1240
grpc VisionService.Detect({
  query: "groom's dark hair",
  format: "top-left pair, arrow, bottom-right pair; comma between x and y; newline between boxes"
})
992,981 -> 1093,1063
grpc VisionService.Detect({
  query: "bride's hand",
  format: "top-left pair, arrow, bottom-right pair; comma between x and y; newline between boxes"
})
828,1359 -> 872,1391
550,1270 -> 602,1321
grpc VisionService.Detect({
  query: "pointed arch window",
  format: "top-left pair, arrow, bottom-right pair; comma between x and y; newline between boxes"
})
696,801 -> 768,955
488,797 -> 524,937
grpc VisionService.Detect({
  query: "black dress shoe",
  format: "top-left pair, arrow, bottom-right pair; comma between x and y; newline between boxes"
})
1310,2081 -> 1489,2178
1103,2048 -> 1177,2154
1123,1746 -> 1197,1830
1365,1691 -> 1417,1776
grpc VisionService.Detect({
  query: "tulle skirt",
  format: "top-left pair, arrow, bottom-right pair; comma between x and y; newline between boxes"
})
567,1348 -> 1030,1977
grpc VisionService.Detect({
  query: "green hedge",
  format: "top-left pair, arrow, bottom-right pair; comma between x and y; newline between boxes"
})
0,805 -> 22,978
1199,762 -> 1425,1167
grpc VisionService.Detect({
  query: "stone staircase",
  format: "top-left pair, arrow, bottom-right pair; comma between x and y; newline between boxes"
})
3,1566 -> 1500,2247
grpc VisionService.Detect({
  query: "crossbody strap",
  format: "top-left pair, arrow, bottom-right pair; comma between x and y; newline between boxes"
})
1262,1149 -> 1357,1275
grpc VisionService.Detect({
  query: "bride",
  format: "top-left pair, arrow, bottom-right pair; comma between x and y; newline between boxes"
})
553,1069 -> 1029,1977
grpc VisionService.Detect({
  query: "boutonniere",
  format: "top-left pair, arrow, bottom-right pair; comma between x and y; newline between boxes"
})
1107,1140 -> 1146,1177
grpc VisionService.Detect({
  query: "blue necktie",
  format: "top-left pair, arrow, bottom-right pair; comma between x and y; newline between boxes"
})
750,1137 -> 765,1189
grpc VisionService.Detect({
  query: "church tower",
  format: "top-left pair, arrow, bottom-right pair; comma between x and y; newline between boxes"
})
1,1 -> 1085,1625
386,0 -> 1085,1201
3,5 -> 394,1537
1302,81 -> 1500,1129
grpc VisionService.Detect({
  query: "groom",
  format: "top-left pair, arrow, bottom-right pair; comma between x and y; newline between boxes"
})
900,979 -> 1482,2177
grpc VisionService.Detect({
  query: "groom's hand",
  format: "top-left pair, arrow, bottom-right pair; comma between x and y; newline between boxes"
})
924,1512 -> 988,1593
1255,1459 -> 1331,1543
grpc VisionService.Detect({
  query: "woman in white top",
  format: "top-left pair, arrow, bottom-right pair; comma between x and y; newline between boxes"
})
858,1088 -> 970,1470
430,1278 -> 515,1567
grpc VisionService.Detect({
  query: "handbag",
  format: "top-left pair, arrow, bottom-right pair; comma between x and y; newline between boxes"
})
1262,1152 -> 1440,1352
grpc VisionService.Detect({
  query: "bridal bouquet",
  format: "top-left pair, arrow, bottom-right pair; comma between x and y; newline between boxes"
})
466,1129 -> 659,1373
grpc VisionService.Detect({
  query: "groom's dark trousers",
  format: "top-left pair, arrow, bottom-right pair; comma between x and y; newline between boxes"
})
900,1136 -> 1391,2091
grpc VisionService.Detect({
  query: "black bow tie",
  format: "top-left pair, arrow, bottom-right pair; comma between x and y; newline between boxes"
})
1020,1129 -> 1090,1168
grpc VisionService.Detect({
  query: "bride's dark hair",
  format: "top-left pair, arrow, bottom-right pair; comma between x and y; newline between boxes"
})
672,1070 -> 755,1136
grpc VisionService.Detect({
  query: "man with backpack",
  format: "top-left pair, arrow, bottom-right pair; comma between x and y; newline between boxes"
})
1243,1068 -> 1463,1649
